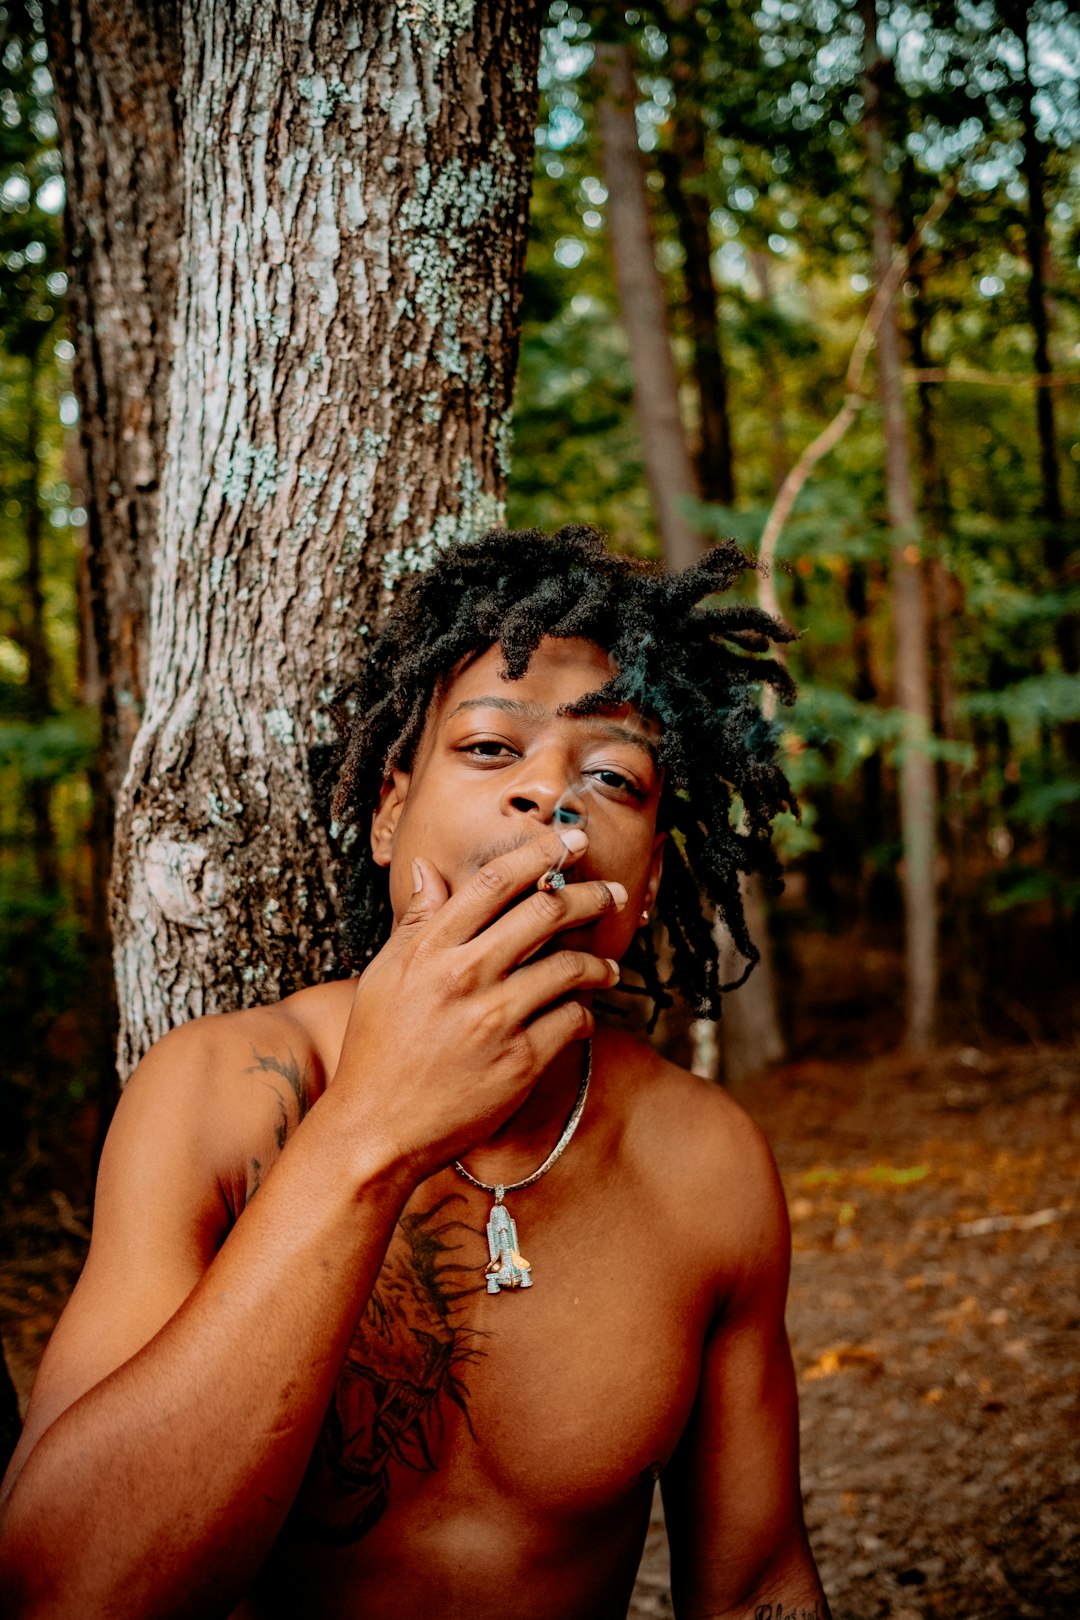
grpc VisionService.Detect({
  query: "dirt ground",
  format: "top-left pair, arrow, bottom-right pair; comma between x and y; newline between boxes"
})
3,1041 -> 1078,1619
630,1042 -> 1080,1620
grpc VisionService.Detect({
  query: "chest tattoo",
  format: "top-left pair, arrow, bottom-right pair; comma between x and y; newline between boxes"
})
293,1192 -> 487,1545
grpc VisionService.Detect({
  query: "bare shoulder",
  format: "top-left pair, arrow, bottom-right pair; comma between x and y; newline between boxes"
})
108,980 -> 352,1214
605,1027 -> 790,1299
2,987 -> 349,1490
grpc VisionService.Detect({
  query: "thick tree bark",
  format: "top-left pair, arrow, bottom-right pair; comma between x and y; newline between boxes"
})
65,0 -> 542,1076
861,0 -> 938,1047
594,41 -> 701,571
46,0 -> 182,810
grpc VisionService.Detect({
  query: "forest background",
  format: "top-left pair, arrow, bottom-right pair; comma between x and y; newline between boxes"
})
3,0 -> 1077,1139
0,3 -> 1078,1614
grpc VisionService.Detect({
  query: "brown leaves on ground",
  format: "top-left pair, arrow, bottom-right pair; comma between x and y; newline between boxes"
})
631,1044 -> 1080,1620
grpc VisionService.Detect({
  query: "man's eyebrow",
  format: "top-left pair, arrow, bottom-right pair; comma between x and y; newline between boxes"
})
445,696 -> 658,760
446,696 -> 547,721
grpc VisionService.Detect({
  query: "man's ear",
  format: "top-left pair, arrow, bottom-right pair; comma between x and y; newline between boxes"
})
370,769 -> 410,868
643,830 -> 666,914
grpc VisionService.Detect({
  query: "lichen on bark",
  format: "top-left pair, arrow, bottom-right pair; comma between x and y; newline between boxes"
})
81,0 -> 543,1075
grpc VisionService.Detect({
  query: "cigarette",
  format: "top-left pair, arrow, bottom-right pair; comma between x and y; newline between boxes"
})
537,782 -> 592,893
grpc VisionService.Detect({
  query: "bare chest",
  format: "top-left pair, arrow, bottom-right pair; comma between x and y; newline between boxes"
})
286,1172 -> 710,1550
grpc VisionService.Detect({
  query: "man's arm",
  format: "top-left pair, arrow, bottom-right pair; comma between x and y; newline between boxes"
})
0,830 -> 622,1620
661,1115 -> 830,1620
0,1011 -> 418,1620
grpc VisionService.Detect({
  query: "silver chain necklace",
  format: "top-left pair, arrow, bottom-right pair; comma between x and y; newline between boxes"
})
453,1041 -> 592,1294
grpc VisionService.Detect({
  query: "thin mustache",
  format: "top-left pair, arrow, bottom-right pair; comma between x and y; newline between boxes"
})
468,781 -> 596,875
467,833 -> 535,871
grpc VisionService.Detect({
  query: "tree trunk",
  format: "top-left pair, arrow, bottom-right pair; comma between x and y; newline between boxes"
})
861,0 -> 938,1047
61,0 -> 542,1077
1006,1 -> 1065,540
845,559 -> 886,910
899,174 -> 963,859
657,98 -> 735,504
594,40 -> 784,1076
750,250 -> 791,497
46,0 -> 182,810
718,874 -> 785,1085
594,41 -> 701,571
1003,1 -> 1080,763
23,351 -> 59,899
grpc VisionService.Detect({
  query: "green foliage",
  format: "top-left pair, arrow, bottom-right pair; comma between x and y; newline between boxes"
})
0,0 -> 97,1135
0,708 -> 96,778
509,0 -> 1080,963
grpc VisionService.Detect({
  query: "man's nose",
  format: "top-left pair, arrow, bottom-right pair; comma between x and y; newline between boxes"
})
501,762 -> 586,827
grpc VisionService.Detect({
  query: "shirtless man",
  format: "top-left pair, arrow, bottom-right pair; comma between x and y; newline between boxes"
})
0,525 -> 829,1620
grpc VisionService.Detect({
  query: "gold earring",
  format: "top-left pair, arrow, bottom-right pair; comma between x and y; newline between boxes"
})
639,909 -> 650,927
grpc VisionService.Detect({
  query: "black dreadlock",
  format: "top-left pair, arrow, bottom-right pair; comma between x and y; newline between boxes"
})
330,525 -> 797,1026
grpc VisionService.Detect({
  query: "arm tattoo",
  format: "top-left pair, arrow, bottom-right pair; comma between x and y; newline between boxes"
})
755,1604 -> 826,1620
247,1046 -> 310,1151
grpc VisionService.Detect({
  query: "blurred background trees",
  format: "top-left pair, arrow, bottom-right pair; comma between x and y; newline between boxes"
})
2,0 -> 1078,1169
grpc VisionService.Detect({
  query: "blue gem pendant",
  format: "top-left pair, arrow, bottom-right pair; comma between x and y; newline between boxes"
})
484,1186 -> 533,1293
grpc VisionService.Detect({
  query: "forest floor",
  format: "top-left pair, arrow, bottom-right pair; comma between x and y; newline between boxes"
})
631,1038 -> 1080,1620
2,981 -> 1078,1619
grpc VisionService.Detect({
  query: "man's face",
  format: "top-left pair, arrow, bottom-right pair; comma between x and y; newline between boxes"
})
371,637 -> 665,962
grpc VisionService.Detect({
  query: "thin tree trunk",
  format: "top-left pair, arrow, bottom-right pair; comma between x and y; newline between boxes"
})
717,875 -> 785,1085
845,559 -> 885,907
1003,0 -> 1080,791
657,96 -> 735,503
23,352 -> 59,899
1006,1 -> 1064,540
594,40 -> 783,1075
46,0 -> 182,811
751,250 -> 791,496
899,174 -> 963,859
861,0 -> 938,1047
95,0 -> 541,1077
594,41 -> 701,570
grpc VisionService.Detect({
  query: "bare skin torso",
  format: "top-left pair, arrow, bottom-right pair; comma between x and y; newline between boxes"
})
225,991 -> 724,1619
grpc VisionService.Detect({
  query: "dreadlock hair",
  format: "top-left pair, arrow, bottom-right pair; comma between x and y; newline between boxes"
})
330,525 -> 797,1027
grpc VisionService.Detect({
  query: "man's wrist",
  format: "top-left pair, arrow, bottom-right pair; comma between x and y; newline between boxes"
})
304,1082 -> 424,1208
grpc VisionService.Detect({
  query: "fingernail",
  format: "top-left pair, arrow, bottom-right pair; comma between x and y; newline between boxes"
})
606,882 -> 628,909
607,958 -> 620,982
411,859 -> 423,893
559,827 -> 588,853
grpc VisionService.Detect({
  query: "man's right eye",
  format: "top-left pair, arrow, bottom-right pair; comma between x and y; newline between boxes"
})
460,739 -> 517,759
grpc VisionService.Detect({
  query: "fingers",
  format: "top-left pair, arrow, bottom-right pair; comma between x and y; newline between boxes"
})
423,826 -> 590,947
524,999 -> 597,1074
481,878 -> 628,975
395,857 -> 450,929
503,948 -> 620,1027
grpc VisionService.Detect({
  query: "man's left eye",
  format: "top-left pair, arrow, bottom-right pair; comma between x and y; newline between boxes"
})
463,740 -> 516,758
589,768 -> 641,797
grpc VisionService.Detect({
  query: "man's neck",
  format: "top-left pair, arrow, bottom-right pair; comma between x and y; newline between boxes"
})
455,1034 -> 593,1189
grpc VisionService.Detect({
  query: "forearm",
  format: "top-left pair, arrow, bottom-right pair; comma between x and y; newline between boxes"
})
674,1537 -> 830,1620
0,1090 -> 413,1620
